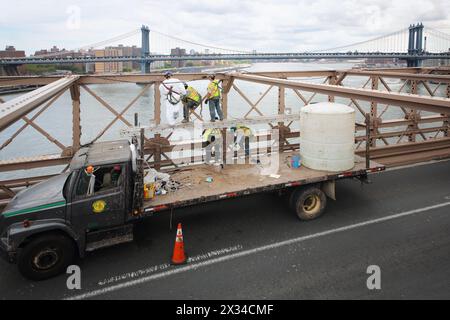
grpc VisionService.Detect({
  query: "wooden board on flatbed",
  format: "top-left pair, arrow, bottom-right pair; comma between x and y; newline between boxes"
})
142,151 -> 384,213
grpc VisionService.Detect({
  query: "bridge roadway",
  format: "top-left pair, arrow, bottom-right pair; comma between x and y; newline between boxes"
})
2,52 -> 450,65
0,159 -> 449,299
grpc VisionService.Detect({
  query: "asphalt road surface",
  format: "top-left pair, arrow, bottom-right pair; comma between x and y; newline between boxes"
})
1,160 -> 449,300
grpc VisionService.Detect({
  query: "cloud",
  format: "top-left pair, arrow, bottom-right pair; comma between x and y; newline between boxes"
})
0,0 -> 449,54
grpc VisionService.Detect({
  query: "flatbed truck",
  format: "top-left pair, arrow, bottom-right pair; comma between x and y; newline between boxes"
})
0,137 -> 384,280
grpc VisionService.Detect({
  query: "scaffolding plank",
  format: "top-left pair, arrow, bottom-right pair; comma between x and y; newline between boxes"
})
121,114 -> 301,135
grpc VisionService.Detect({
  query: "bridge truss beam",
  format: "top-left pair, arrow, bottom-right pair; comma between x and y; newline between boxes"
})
0,75 -> 79,132
1,67 -> 450,207
230,72 -> 450,115
2,52 -> 450,66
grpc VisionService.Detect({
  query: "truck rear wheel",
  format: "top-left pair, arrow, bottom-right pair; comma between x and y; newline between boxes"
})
17,233 -> 75,281
292,186 -> 327,220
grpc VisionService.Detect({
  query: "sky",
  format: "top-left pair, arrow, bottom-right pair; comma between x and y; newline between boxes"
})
0,0 -> 449,55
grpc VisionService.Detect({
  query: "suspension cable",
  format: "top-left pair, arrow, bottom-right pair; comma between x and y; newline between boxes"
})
150,29 -> 252,54
315,28 -> 409,53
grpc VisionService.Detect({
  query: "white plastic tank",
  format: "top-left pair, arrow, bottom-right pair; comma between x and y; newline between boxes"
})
300,102 -> 355,172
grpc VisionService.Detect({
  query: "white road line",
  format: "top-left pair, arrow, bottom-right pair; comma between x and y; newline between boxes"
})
96,245 -> 243,287
66,201 -> 450,300
385,158 -> 450,172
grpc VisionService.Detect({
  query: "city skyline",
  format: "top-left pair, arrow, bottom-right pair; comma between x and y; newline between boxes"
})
0,43 -> 229,74
0,43 -> 223,59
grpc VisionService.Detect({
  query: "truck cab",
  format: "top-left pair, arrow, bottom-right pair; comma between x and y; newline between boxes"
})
0,140 -> 138,280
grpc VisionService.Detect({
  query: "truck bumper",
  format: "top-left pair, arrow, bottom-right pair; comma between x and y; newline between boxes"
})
0,237 -> 16,264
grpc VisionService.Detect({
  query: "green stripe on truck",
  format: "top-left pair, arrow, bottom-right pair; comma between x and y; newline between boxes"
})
2,201 -> 66,218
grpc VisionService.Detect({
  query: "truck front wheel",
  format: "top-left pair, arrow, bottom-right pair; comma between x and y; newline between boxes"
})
17,233 -> 75,281
292,186 -> 327,221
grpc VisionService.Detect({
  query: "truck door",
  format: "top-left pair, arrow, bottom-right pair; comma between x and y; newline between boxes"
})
69,163 -> 127,231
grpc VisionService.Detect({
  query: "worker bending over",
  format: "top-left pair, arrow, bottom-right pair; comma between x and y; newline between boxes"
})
204,74 -> 224,122
231,125 -> 252,157
181,82 -> 202,123
203,128 -> 223,164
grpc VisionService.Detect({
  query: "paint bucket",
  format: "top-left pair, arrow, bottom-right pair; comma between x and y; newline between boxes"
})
148,183 -> 156,199
291,155 -> 301,169
143,184 -> 150,200
144,183 -> 156,200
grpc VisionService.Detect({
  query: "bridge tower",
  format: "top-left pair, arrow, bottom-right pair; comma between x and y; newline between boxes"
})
141,25 -> 151,74
416,23 -> 424,54
407,23 -> 424,67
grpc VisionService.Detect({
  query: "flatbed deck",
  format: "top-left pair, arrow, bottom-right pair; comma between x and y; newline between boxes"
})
143,151 -> 385,214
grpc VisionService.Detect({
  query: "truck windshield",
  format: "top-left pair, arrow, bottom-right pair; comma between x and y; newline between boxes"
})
62,172 -> 73,201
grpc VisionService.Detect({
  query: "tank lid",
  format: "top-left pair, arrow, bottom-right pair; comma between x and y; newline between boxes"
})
301,102 -> 355,114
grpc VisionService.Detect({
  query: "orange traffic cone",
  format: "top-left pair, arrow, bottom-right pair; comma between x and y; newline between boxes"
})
171,223 -> 187,265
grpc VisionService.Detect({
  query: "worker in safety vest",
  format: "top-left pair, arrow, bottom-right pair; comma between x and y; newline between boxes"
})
231,125 -> 252,156
181,82 -> 202,123
204,74 -> 224,122
202,128 -> 222,164
159,71 -> 186,125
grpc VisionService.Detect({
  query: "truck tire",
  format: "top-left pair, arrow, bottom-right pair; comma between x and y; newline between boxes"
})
17,233 -> 75,281
292,186 -> 327,221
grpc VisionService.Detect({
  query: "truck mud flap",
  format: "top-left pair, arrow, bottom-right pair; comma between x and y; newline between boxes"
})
322,180 -> 336,201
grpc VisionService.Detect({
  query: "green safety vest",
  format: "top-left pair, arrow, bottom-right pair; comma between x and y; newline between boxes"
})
186,86 -> 201,104
203,128 -> 222,141
236,125 -> 252,137
207,80 -> 221,99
